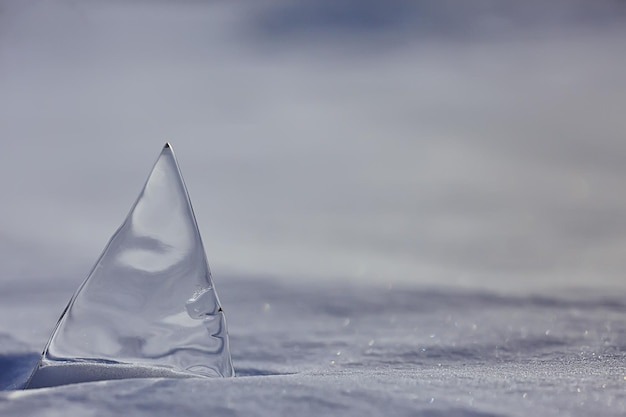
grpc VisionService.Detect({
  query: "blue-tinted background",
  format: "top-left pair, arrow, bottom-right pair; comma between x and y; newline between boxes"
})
2,0 -> 626,291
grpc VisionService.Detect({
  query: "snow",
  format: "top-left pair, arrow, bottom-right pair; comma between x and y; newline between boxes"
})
1,277 -> 625,416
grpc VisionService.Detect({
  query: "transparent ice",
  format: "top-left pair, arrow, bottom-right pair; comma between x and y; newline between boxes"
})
26,143 -> 234,388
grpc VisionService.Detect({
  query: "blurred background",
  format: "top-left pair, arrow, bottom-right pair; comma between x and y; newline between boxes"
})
1,0 -> 626,292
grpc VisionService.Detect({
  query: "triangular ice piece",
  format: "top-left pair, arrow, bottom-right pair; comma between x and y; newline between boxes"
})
27,143 -> 234,388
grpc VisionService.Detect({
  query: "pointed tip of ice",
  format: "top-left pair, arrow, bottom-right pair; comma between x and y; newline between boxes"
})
161,142 -> 175,156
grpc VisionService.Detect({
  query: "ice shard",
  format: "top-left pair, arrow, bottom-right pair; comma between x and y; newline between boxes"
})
26,143 -> 234,389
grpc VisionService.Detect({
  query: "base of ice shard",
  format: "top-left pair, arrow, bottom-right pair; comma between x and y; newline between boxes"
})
27,362 -> 199,389
26,143 -> 234,388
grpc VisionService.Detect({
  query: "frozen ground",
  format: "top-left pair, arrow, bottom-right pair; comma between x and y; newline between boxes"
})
1,276 -> 624,416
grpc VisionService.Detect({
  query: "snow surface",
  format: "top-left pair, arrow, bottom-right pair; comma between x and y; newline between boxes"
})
1,277 -> 625,416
